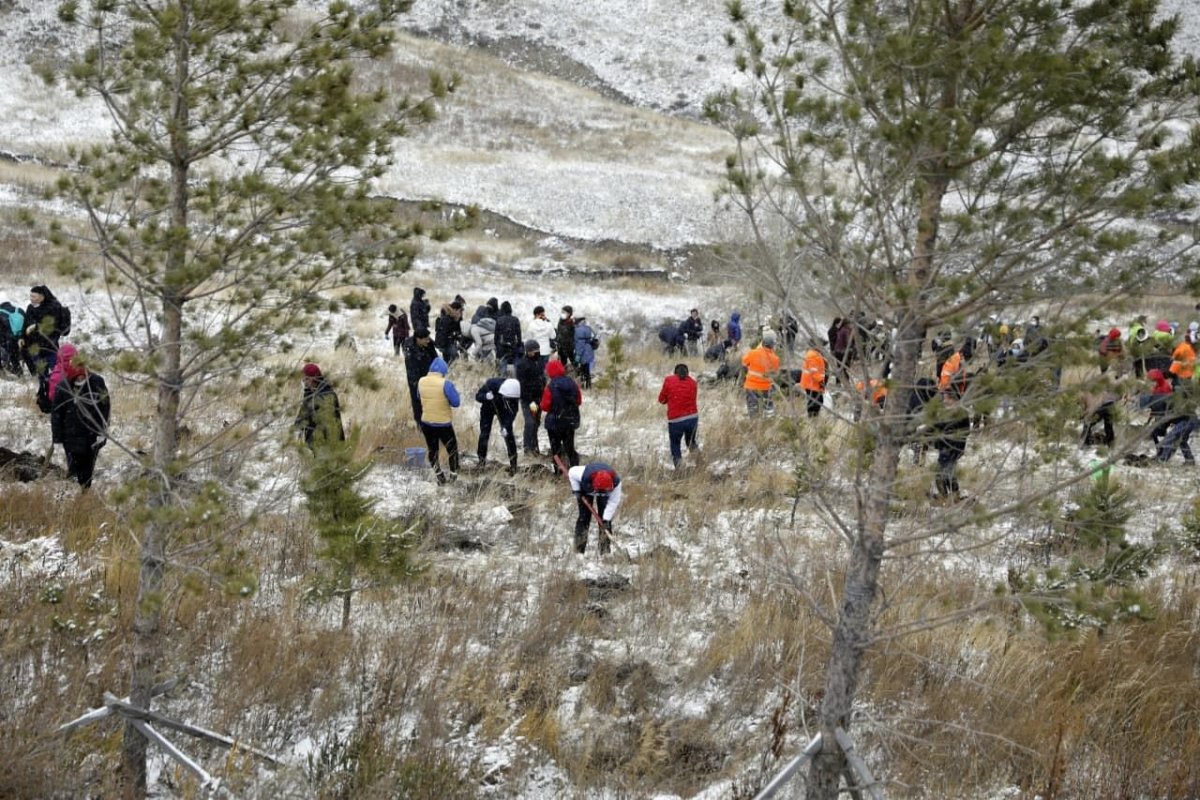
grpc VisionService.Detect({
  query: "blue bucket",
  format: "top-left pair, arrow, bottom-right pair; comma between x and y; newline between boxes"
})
404,447 -> 427,469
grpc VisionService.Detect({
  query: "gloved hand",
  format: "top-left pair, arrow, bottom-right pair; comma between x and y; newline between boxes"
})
485,392 -> 494,400
93,436 -> 106,450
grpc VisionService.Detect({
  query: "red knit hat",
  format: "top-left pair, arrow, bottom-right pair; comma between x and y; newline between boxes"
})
302,363 -> 322,378
591,470 -> 615,492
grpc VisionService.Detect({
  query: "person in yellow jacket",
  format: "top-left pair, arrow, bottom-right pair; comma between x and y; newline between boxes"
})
417,357 -> 462,484
798,345 -> 827,418
742,331 -> 781,416
1170,332 -> 1196,383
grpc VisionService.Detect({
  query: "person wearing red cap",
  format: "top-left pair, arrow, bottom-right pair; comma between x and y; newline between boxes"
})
567,463 -> 622,555
1097,327 -> 1122,374
540,358 -> 582,471
50,352 -> 110,489
295,363 -> 344,449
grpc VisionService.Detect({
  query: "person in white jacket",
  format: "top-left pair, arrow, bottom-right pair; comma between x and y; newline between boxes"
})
528,305 -> 556,363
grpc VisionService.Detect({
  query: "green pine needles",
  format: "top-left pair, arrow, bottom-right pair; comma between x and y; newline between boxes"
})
300,428 -> 421,630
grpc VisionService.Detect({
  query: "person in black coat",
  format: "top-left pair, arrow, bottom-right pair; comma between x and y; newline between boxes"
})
385,304 -> 410,356
556,306 -> 576,368
22,285 -> 69,377
294,363 -> 345,449
434,301 -> 464,365
409,287 -> 431,334
403,328 -> 438,422
932,401 -> 971,501
50,358 -> 110,489
494,300 -> 523,375
475,376 -> 521,472
515,340 -> 547,454
679,309 -> 704,356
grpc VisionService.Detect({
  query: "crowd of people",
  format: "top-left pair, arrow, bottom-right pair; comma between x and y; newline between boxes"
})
2,285 -> 110,489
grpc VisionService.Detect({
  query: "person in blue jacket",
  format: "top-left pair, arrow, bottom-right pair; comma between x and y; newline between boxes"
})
727,312 -> 743,350
574,316 -> 597,389
0,301 -> 25,376
568,463 -> 622,555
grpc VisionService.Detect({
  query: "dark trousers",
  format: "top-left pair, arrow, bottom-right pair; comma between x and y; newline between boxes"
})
408,382 -> 423,423
667,417 -> 698,466
935,447 -> 964,497
478,406 -> 517,468
65,446 -> 99,489
804,389 -> 823,418
420,423 -> 459,483
1082,404 -> 1115,447
745,389 -> 773,416
577,363 -> 592,389
1158,416 -> 1198,463
548,426 -> 578,472
521,401 -> 541,453
575,494 -> 610,554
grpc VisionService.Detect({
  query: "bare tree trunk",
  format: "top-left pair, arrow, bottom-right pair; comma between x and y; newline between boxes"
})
120,9 -> 191,794
807,172 -> 947,799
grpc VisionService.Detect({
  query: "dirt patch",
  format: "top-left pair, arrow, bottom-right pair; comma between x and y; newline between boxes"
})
0,447 -> 64,482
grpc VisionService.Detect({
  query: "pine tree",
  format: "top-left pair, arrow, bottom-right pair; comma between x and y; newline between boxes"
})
709,1 -> 1200,796
301,429 -> 419,631
48,1 -> 460,794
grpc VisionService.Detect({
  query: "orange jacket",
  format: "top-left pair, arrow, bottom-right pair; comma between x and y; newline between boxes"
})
742,345 -> 780,391
938,351 -> 963,392
855,378 -> 887,406
800,349 -> 826,392
1170,340 -> 1195,380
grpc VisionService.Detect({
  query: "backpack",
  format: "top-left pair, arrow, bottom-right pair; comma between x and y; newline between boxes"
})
547,377 -> 580,430
56,303 -> 71,338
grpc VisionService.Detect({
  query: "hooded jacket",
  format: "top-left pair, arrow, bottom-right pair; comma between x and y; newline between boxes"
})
540,359 -> 582,430
417,357 -> 460,425
1170,339 -> 1195,380
24,285 -> 68,354
410,288 -> 431,333
494,302 -> 523,359
46,343 -> 78,403
727,313 -> 742,344
295,376 -> 345,445
51,369 -> 110,450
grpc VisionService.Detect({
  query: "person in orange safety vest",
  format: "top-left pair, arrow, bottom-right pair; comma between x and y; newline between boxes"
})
742,331 -> 781,416
798,345 -> 827,418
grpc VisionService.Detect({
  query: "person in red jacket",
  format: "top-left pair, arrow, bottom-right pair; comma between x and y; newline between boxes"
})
657,363 -> 699,468
539,358 -> 583,471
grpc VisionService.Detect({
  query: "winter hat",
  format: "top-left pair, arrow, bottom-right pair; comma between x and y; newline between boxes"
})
525,339 -> 541,352
500,301 -> 512,314
65,360 -> 87,381
414,287 -> 425,298
428,357 -> 449,375
29,285 -> 48,303
1107,328 -> 1121,340
487,297 -> 499,309
546,359 -> 566,378
1156,320 -> 1172,333
499,378 -> 521,398
575,315 -> 586,322
388,303 -> 397,313
302,363 -> 322,378
562,305 -> 573,315
762,332 -> 777,347
414,327 -> 431,339
591,470 -> 615,492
